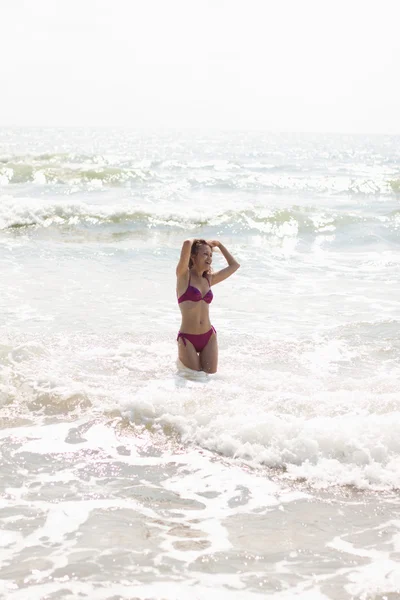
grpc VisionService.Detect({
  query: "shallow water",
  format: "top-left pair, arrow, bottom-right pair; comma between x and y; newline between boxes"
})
1,128 -> 400,599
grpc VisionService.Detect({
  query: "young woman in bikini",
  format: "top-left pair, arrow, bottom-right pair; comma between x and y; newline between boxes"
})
176,239 -> 240,373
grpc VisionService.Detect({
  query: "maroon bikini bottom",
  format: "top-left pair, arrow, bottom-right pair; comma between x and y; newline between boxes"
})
177,326 -> 216,353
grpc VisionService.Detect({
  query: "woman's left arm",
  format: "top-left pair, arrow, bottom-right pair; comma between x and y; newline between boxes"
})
208,240 -> 240,286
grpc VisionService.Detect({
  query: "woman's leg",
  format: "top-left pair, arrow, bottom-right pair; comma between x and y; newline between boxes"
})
200,331 -> 218,373
178,337 -> 201,371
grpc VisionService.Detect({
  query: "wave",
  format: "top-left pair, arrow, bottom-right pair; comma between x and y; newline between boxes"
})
0,162 -> 152,187
3,331 -> 400,491
121,370 -> 400,491
0,153 -> 399,196
1,196 -> 399,240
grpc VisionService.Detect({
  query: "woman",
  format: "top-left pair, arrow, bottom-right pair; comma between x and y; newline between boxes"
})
176,239 -> 240,373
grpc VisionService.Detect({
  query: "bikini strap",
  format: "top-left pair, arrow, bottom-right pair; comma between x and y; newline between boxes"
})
177,332 -> 187,346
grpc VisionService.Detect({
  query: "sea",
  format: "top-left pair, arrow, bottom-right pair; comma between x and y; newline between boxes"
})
1,127 -> 400,600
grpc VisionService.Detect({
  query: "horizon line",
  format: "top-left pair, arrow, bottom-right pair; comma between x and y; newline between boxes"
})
0,124 -> 399,137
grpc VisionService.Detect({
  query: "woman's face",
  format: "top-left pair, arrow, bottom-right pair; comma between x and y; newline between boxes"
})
192,244 -> 212,270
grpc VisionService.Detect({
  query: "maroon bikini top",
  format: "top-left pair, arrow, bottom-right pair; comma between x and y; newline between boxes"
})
177,274 -> 213,304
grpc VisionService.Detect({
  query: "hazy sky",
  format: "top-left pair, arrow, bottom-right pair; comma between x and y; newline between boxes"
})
1,0 -> 399,133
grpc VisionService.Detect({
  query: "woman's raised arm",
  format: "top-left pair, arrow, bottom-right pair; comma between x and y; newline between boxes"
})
207,240 -> 240,286
176,239 -> 194,277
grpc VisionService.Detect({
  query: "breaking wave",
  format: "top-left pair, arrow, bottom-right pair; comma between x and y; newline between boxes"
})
1,195 -> 399,238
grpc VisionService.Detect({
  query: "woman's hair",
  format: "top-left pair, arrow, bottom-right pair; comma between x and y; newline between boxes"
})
189,239 -> 212,277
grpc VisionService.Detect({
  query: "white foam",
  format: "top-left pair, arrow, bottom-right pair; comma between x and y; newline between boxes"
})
155,451 -> 303,565
121,373 -> 400,490
3,580 -> 266,600
346,558 -> 400,598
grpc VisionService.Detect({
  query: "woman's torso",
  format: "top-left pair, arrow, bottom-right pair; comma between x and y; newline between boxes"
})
177,271 -> 213,334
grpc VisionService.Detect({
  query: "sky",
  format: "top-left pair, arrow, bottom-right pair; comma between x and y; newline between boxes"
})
1,0 -> 399,133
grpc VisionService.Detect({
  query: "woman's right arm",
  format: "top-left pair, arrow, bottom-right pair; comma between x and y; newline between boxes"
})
176,239 -> 193,277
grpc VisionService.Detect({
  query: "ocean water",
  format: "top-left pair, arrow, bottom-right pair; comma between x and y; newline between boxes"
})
1,127 -> 400,600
